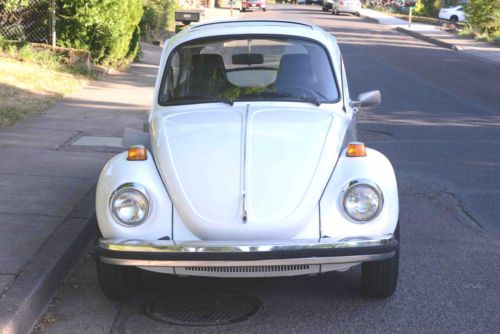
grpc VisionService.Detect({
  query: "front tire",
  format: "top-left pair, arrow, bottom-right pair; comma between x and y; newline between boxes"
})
450,15 -> 458,24
361,225 -> 399,298
96,260 -> 141,300
262,7 -> 266,11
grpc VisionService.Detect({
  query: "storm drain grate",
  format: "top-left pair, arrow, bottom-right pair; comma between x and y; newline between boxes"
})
145,289 -> 261,326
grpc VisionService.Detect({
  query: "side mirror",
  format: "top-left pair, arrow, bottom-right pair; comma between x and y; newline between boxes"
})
351,90 -> 381,109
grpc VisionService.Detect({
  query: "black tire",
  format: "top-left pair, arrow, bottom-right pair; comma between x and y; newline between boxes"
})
322,5 -> 327,11
361,224 -> 399,298
332,9 -> 339,15
262,7 -> 266,11
450,15 -> 458,24
96,260 -> 141,300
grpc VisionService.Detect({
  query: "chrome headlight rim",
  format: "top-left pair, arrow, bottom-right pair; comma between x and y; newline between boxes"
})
109,183 -> 150,227
342,179 -> 383,223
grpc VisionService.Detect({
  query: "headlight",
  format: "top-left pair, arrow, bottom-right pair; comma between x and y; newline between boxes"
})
110,184 -> 149,226
343,181 -> 383,222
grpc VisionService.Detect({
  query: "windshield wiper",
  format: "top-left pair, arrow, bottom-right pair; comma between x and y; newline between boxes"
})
166,95 -> 234,106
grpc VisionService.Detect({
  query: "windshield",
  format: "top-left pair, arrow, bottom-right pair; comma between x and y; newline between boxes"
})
159,36 -> 339,105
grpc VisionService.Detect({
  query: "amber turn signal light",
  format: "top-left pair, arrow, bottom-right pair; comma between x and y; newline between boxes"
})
346,142 -> 366,157
127,146 -> 147,161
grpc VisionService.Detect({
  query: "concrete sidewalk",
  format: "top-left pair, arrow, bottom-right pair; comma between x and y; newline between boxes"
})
202,7 -> 241,22
0,43 -> 161,334
359,8 -> 500,64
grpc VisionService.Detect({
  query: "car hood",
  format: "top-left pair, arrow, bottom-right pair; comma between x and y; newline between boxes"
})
152,105 -> 346,240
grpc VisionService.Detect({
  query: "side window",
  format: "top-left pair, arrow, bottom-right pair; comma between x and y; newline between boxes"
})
166,53 -> 180,99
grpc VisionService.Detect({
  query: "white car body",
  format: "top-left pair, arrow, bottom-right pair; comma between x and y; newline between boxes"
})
332,0 -> 361,15
95,20 -> 399,298
439,6 -> 465,23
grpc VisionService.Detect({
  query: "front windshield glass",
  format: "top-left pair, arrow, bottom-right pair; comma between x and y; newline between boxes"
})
159,36 -> 339,105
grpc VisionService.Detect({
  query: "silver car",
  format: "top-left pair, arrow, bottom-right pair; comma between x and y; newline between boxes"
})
331,0 -> 361,16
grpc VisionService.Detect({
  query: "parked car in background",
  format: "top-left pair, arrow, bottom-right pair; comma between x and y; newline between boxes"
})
95,20 -> 400,300
242,0 -> 266,11
439,6 -> 465,23
331,0 -> 361,16
322,0 -> 334,11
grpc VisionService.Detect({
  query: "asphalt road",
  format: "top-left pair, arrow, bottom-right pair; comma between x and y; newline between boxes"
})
36,4 -> 500,334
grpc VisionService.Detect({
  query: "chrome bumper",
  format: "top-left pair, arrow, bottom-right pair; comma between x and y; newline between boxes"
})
98,234 -> 398,267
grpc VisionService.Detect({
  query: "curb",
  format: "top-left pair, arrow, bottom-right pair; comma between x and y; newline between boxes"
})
395,26 -> 460,51
0,186 -> 97,334
359,14 -> 380,24
359,12 -> 461,51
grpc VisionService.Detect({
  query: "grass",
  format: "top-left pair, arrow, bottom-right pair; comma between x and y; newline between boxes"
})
366,5 -> 499,46
389,12 -> 445,25
0,40 -> 96,128
0,57 -> 88,128
458,29 -> 500,46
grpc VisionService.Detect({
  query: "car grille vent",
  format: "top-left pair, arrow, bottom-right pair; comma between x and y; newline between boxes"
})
184,265 -> 310,273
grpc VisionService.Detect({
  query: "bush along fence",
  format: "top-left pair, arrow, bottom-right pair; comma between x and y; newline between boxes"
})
0,0 -> 144,68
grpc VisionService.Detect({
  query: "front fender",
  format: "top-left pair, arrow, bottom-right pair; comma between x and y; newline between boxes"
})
320,148 -> 399,240
96,151 -> 172,240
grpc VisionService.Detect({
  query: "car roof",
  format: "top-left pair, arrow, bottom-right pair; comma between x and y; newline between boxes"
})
168,20 -> 336,50
189,20 -> 315,31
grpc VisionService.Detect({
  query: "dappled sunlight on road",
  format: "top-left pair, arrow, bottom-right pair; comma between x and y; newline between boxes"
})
361,111 -> 500,128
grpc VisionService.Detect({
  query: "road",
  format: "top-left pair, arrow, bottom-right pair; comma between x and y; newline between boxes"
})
35,4 -> 500,334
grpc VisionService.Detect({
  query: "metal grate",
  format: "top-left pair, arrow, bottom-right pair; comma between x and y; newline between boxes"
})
184,265 -> 310,273
145,289 -> 260,326
0,0 -> 50,43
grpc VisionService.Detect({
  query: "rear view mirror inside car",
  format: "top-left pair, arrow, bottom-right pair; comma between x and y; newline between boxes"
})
232,53 -> 264,65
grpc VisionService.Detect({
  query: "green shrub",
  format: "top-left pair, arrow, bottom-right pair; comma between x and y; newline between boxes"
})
140,0 -> 179,40
1,0 -> 30,12
56,0 -> 143,67
127,26 -> 141,60
414,0 -> 442,17
464,0 -> 500,39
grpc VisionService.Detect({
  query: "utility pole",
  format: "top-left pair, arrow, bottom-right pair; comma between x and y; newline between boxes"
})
50,0 -> 56,48
408,6 -> 412,28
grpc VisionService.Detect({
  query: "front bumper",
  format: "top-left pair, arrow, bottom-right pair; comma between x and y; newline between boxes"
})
98,234 -> 397,267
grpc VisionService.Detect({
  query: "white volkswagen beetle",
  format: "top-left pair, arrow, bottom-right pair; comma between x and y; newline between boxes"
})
95,20 -> 399,300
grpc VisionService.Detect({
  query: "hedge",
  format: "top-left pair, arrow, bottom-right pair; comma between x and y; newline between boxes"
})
56,0 -> 143,67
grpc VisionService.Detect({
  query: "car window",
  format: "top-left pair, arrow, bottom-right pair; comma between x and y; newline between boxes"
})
159,36 -> 339,105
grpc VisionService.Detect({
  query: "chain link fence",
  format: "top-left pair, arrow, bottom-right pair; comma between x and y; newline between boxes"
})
0,0 -> 51,43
